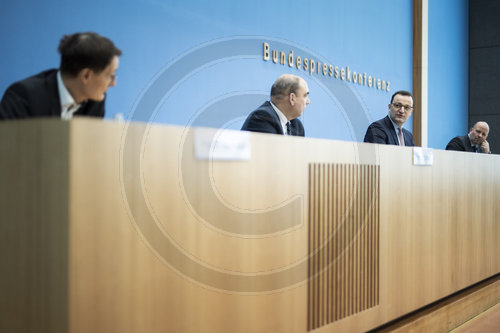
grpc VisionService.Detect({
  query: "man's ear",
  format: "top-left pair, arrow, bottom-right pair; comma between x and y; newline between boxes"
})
289,93 -> 295,106
78,68 -> 92,83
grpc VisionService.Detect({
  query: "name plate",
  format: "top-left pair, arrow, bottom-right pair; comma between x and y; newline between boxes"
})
194,127 -> 251,160
413,147 -> 433,166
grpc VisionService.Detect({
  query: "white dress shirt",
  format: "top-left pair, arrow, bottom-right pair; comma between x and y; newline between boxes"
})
270,102 -> 289,135
57,71 -> 81,120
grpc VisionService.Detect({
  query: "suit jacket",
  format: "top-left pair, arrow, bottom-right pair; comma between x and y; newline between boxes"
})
364,115 -> 415,146
446,134 -> 487,153
0,69 -> 105,120
241,101 -> 304,136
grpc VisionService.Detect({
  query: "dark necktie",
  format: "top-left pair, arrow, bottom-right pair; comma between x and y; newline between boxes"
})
398,127 -> 405,146
62,103 -> 77,120
286,122 -> 292,135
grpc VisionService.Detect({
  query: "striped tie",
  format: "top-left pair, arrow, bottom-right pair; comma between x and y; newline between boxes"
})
398,127 -> 405,146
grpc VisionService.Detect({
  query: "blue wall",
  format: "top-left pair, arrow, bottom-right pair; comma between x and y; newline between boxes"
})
428,0 -> 469,149
0,0 -> 467,146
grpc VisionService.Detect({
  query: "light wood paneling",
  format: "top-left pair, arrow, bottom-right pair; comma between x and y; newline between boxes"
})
374,275 -> 500,332
0,120 -> 70,333
0,119 -> 499,332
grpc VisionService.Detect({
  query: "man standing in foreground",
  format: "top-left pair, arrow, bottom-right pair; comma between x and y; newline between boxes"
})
0,32 -> 121,120
364,90 -> 415,146
241,74 -> 310,136
446,121 -> 491,153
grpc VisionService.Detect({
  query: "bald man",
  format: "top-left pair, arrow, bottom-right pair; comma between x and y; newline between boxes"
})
241,74 -> 310,136
446,121 -> 491,153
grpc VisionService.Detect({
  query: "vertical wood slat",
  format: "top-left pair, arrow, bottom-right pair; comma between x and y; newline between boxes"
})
308,164 -> 380,331
413,0 -> 429,147
307,164 -> 312,331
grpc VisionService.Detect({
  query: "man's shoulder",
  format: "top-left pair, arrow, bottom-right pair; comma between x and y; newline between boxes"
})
368,116 -> 390,129
251,101 -> 274,114
241,101 -> 281,134
449,135 -> 465,141
246,101 -> 278,121
446,135 -> 467,150
8,69 -> 57,92
449,135 -> 467,143
0,69 -> 60,119
364,116 -> 404,145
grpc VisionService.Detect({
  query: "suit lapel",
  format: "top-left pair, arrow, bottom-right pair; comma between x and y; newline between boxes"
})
289,119 -> 299,136
403,129 -> 413,146
463,135 -> 474,152
45,70 -> 63,116
265,101 -> 285,135
383,116 -> 399,145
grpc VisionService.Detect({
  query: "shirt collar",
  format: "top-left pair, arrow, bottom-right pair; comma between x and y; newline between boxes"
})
57,71 -> 77,110
388,115 -> 401,131
270,101 -> 289,134
467,133 -> 476,149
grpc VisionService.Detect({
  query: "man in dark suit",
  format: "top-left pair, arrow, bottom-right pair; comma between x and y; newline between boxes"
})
0,32 -> 121,120
364,90 -> 415,146
446,121 -> 491,153
241,74 -> 309,136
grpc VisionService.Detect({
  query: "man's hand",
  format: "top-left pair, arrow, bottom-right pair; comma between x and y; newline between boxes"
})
481,140 -> 490,154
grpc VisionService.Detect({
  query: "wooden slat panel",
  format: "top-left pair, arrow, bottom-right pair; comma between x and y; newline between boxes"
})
308,163 -> 380,330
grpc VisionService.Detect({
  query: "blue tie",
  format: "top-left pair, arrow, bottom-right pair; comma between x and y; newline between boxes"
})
286,122 -> 292,135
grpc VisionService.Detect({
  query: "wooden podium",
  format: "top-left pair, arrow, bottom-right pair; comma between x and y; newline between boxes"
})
0,118 -> 499,332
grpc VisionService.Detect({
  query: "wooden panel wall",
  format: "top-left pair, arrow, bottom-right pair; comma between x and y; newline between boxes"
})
0,120 -> 70,333
1,119 -> 499,333
308,164 -> 379,330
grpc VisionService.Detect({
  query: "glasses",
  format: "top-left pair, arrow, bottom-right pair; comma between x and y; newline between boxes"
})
392,103 -> 413,111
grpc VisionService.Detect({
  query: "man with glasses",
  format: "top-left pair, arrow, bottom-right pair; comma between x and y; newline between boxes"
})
0,32 -> 121,120
446,121 -> 491,153
363,90 -> 415,146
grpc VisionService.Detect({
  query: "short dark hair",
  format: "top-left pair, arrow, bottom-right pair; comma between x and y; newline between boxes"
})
270,75 -> 301,103
390,90 -> 413,104
58,32 -> 122,76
